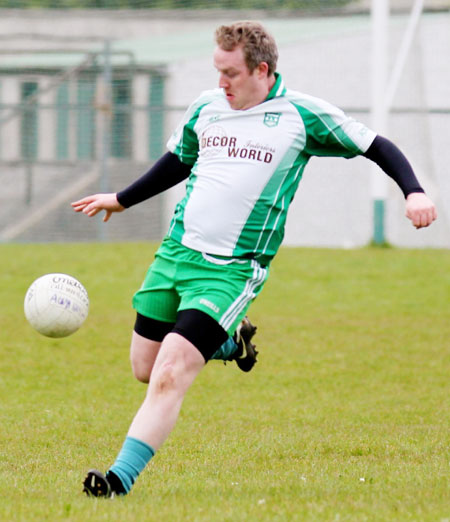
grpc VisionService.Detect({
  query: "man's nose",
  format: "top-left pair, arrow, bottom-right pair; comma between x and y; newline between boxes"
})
219,74 -> 229,89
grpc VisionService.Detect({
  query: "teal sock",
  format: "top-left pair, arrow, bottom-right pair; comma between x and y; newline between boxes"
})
210,336 -> 238,360
108,436 -> 155,494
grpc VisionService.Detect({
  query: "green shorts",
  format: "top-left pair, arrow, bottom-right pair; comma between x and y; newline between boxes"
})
133,237 -> 269,336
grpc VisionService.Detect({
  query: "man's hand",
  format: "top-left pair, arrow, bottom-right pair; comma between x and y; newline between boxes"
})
71,193 -> 125,222
405,192 -> 437,229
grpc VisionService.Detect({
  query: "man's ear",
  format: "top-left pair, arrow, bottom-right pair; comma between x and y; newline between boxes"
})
256,61 -> 270,78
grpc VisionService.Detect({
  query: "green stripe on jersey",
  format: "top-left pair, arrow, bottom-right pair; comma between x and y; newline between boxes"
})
171,90 -> 223,165
286,92 -> 364,158
266,73 -> 287,101
233,128 -> 308,263
172,105 -> 204,166
168,166 -> 199,242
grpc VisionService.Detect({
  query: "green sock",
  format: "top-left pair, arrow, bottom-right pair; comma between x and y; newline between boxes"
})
108,436 -> 155,494
210,336 -> 239,360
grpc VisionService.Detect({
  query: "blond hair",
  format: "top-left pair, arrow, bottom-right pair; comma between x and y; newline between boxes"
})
215,21 -> 278,76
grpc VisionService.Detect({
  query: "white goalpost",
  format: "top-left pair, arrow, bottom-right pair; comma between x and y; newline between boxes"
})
370,0 -> 425,244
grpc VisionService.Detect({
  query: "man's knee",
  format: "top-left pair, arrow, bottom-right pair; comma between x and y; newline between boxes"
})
148,333 -> 205,397
152,360 -> 178,394
131,356 -> 152,383
130,331 -> 161,383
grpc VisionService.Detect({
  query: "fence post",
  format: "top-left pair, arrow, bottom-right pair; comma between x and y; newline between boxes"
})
370,0 -> 390,245
98,39 -> 112,241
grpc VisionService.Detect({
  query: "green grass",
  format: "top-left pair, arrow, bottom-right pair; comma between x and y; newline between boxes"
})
0,243 -> 449,521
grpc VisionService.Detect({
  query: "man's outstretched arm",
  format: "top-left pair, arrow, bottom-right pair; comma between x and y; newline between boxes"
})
363,135 -> 437,229
71,152 -> 191,222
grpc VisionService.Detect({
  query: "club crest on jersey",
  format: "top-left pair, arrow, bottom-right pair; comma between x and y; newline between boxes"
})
263,112 -> 281,127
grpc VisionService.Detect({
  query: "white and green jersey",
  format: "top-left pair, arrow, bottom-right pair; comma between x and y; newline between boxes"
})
167,73 -> 376,265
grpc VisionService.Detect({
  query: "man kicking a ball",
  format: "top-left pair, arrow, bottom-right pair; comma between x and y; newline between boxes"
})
72,20 -> 436,497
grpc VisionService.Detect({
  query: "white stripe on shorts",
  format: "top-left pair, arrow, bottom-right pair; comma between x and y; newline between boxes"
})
219,260 -> 268,332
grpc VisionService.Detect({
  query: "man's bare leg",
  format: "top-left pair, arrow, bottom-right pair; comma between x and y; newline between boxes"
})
127,332 -> 205,449
83,332 -> 205,497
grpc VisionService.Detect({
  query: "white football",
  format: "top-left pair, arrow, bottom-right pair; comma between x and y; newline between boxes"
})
24,273 -> 89,338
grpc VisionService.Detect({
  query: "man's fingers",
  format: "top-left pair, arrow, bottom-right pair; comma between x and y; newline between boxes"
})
71,196 -> 95,209
72,196 -> 102,216
410,208 -> 436,229
85,206 -> 101,217
71,201 -> 88,212
418,211 -> 427,228
423,210 -> 432,228
71,193 -> 122,220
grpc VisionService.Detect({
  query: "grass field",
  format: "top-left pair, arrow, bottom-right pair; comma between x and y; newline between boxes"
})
0,242 -> 449,521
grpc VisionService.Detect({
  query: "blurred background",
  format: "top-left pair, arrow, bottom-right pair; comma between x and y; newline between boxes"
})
0,0 -> 449,247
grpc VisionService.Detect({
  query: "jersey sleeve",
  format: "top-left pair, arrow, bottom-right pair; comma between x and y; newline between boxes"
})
166,108 -> 200,166
167,91 -> 216,166
290,94 -> 376,159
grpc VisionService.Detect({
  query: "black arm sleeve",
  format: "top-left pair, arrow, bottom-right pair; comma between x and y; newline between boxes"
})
363,135 -> 424,198
116,152 -> 191,208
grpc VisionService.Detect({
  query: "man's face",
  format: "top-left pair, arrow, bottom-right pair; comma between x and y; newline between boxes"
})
213,45 -> 265,110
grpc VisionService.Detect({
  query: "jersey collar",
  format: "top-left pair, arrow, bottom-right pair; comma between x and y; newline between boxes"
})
265,72 -> 286,101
